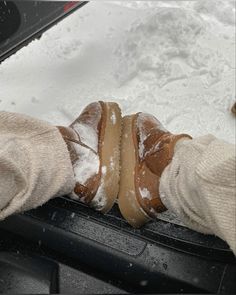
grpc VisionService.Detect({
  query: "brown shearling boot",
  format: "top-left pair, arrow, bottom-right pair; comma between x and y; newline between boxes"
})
118,112 -> 191,227
58,101 -> 122,213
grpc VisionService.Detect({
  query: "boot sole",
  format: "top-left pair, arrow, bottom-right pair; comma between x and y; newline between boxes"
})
118,115 -> 151,228
91,102 -> 122,213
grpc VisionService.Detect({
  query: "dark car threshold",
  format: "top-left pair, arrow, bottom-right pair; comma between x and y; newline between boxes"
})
0,196 -> 235,293
0,1 -> 87,64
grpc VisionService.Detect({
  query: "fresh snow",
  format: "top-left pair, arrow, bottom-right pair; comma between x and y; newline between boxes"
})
73,122 -> 98,152
139,187 -> 152,200
0,1 -> 235,225
137,112 -> 167,158
0,1 -> 235,145
73,144 -> 99,185
91,164 -> 108,211
110,110 -> 117,125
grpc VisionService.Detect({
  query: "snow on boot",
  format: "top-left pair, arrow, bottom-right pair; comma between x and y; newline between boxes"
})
58,101 -> 122,213
118,112 -> 191,227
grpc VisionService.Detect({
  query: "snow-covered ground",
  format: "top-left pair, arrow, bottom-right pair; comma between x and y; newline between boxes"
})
0,0 -> 235,143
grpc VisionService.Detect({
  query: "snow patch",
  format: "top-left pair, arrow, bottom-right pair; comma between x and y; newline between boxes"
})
139,187 -> 152,200
137,113 -> 167,158
73,122 -> 98,152
102,165 -> 107,175
110,110 -> 117,125
114,7 -> 205,87
110,157 -> 115,170
73,144 -> 99,185
0,0 -> 234,155
90,164 -> 108,211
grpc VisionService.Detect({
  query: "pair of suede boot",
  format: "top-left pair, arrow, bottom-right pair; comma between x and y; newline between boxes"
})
58,101 -> 191,228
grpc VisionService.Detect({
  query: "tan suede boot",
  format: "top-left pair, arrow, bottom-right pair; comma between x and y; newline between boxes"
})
118,113 -> 191,227
58,101 -> 122,213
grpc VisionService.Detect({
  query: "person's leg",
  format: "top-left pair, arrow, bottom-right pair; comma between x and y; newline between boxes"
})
118,112 -> 235,255
0,111 -> 75,220
118,112 -> 191,227
0,101 -> 122,220
159,135 -> 236,254
58,101 -> 122,213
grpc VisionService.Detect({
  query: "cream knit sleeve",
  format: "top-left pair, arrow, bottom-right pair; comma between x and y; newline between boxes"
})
0,111 -> 75,220
159,135 -> 236,255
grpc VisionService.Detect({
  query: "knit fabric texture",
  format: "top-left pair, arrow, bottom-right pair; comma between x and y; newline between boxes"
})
0,111 -> 75,220
160,135 -> 236,255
